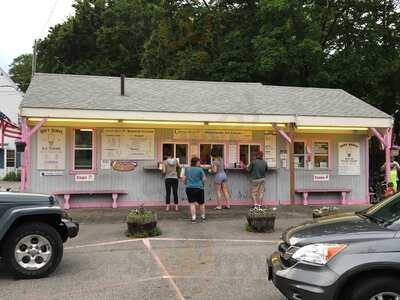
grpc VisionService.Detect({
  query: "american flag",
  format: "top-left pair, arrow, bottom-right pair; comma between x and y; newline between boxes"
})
0,111 -> 22,146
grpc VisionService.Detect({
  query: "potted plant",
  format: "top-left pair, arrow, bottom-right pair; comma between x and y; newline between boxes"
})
246,206 -> 276,233
312,206 -> 339,219
126,206 -> 161,238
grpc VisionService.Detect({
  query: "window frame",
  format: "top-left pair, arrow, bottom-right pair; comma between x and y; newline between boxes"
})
6,149 -> 16,168
71,128 -> 96,174
238,143 -> 262,166
293,140 -> 307,169
312,140 -> 331,170
198,142 -> 226,167
161,142 -> 190,166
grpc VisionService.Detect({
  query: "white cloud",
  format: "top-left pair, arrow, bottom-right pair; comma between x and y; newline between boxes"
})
0,0 -> 75,72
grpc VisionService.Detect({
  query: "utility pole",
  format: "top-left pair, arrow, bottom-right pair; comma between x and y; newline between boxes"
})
32,39 -> 37,76
288,123 -> 295,204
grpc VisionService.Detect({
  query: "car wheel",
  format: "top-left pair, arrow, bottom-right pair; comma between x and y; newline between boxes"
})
345,276 -> 400,300
3,222 -> 63,279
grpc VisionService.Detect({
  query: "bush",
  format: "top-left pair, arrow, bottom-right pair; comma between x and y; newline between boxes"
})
3,171 -> 21,181
126,206 -> 157,223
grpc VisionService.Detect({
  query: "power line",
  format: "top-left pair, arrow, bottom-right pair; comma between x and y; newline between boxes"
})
39,0 -> 60,37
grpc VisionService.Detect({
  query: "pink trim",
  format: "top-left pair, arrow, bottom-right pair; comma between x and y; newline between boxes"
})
57,198 -> 370,209
384,128 -> 392,183
369,128 -> 385,145
365,136 -> 370,204
28,118 -> 48,138
273,124 -> 292,144
70,128 -> 97,174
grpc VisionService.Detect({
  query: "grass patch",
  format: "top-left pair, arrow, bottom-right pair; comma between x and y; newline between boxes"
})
125,225 -> 162,238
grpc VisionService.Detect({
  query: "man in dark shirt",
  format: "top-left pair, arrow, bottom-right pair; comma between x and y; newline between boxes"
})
247,151 -> 268,207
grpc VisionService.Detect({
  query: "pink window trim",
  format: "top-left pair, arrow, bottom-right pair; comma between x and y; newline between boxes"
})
70,128 -> 97,174
311,140 -> 332,171
293,139 -> 308,170
159,141 -> 191,166
198,142 -> 228,167
237,142 -> 263,166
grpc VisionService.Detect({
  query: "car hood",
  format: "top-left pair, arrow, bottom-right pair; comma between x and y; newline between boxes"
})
283,213 -> 397,247
0,192 -> 55,205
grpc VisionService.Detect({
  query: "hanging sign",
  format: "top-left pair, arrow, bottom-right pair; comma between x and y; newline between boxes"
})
75,174 -> 95,182
111,160 -> 137,172
264,134 -> 277,168
173,129 -> 252,142
338,142 -> 360,175
37,127 -> 66,170
101,129 -> 155,160
314,174 -> 330,182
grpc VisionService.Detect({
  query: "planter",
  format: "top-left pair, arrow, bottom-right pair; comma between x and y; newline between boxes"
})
126,207 -> 161,238
247,215 -> 276,232
15,141 -> 26,152
312,206 -> 339,219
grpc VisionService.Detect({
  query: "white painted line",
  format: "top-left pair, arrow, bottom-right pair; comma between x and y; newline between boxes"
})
65,237 -> 280,250
65,238 -> 142,250
143,238 -> 186,300
150,237 -> 279,244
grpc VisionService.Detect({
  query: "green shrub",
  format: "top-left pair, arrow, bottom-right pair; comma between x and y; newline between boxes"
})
3,171 -> 21,181
125,226 -> 162,238
126,206 -> 157,223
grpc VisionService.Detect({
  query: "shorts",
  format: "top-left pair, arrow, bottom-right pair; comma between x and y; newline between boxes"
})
214,173 -> 227,184
186,188 -> 205,205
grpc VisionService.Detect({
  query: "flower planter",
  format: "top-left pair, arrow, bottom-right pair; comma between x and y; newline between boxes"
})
126,207 -> 161,238
15,141 -> 26,153
312,206 -> 339,219
246,207 -> 277,233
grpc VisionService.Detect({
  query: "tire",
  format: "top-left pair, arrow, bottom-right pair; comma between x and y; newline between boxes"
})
3,222 -> 63,279
345,275 -> 400,300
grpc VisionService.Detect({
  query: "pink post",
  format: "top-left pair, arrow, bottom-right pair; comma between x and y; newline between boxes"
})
341,191 -> 347,205
20,119 -> 28,191
64,194 -> 71,210
112,193 -> 118,208
384,128 -> 393,184
303,192 -> 309,205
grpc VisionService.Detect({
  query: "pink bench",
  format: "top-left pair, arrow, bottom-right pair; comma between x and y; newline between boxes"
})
53,190 -> 128,209
295,188 -> 351,205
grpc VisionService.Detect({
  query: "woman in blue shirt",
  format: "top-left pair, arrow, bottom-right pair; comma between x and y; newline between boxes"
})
184,156 -> 206,223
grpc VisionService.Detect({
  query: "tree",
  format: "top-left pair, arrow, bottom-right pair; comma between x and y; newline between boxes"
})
8,54 -> 32,92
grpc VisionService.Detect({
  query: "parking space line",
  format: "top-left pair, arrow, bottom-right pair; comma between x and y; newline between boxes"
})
142,238 -> 186,300
65,237 -> 279,251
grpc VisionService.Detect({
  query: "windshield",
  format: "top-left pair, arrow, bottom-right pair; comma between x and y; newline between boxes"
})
363,193 -> 400,227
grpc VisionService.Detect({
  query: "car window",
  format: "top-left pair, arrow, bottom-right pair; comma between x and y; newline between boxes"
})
365,193 -> 400,228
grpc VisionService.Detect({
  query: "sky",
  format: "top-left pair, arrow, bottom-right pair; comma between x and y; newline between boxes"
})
0,0 -> 75,73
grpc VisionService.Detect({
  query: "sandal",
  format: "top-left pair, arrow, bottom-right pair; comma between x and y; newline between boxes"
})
215,206 -> 222,210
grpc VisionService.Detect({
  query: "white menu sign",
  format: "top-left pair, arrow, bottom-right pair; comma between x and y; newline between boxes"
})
338,142 -> 360,175
101,129 -> 155,160
264,134 -> 277,168
37,127 -> 66,170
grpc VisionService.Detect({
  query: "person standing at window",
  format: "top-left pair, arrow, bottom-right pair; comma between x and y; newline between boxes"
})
210,148 -> 230,210
162,151 -> 180,211
247,151 -> 268,207
184,156 -> 206,223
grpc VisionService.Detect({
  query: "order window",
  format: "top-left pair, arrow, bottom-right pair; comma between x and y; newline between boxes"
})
313,142 -> 329,169
239,144 -> 261,165
162,143 -> 188,165
74,129 -> 94,170
294,141 -> 306,168
200,144 -> 224,165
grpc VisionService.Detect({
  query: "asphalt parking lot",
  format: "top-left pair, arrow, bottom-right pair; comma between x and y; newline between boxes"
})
0,214 -> 313,300
0,207 -> 367,300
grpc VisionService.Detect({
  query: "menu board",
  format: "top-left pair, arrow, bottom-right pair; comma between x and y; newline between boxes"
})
101,129 -> 155,160
173,129 -> 252,142
37,127 -> 66,170
264,134 -> 277,168
338,142 -> 360,175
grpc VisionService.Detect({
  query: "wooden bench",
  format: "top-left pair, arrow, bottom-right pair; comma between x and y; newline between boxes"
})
53,190 -> 128,209
295,188 -> 352,205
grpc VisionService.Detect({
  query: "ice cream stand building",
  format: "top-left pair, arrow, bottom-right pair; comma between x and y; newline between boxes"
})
18,73 -> 393,209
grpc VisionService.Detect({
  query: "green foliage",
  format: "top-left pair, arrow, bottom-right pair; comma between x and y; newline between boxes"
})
3,171 -> 21,182
125,225 -> 161,238
8,54 -> 32,92
126,206 -> 157,223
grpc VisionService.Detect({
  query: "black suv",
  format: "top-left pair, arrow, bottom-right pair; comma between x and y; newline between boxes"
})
0,192 -> 79,278
268,194 -> 400,300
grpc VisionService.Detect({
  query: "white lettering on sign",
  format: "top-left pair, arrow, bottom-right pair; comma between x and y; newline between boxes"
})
264,134 -> 277,168
314,174 -> 330,182
75,174 -> 95,182
173,129 -> 252,142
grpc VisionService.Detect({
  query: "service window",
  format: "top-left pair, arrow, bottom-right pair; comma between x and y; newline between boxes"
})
294,141 -> 306,168
73,129 -> 94,170
162,143 -> 188,164
313,142 -> 329,169
200,144 -> 224,165
6,149 -> 15,168
239,144 -> 261,165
